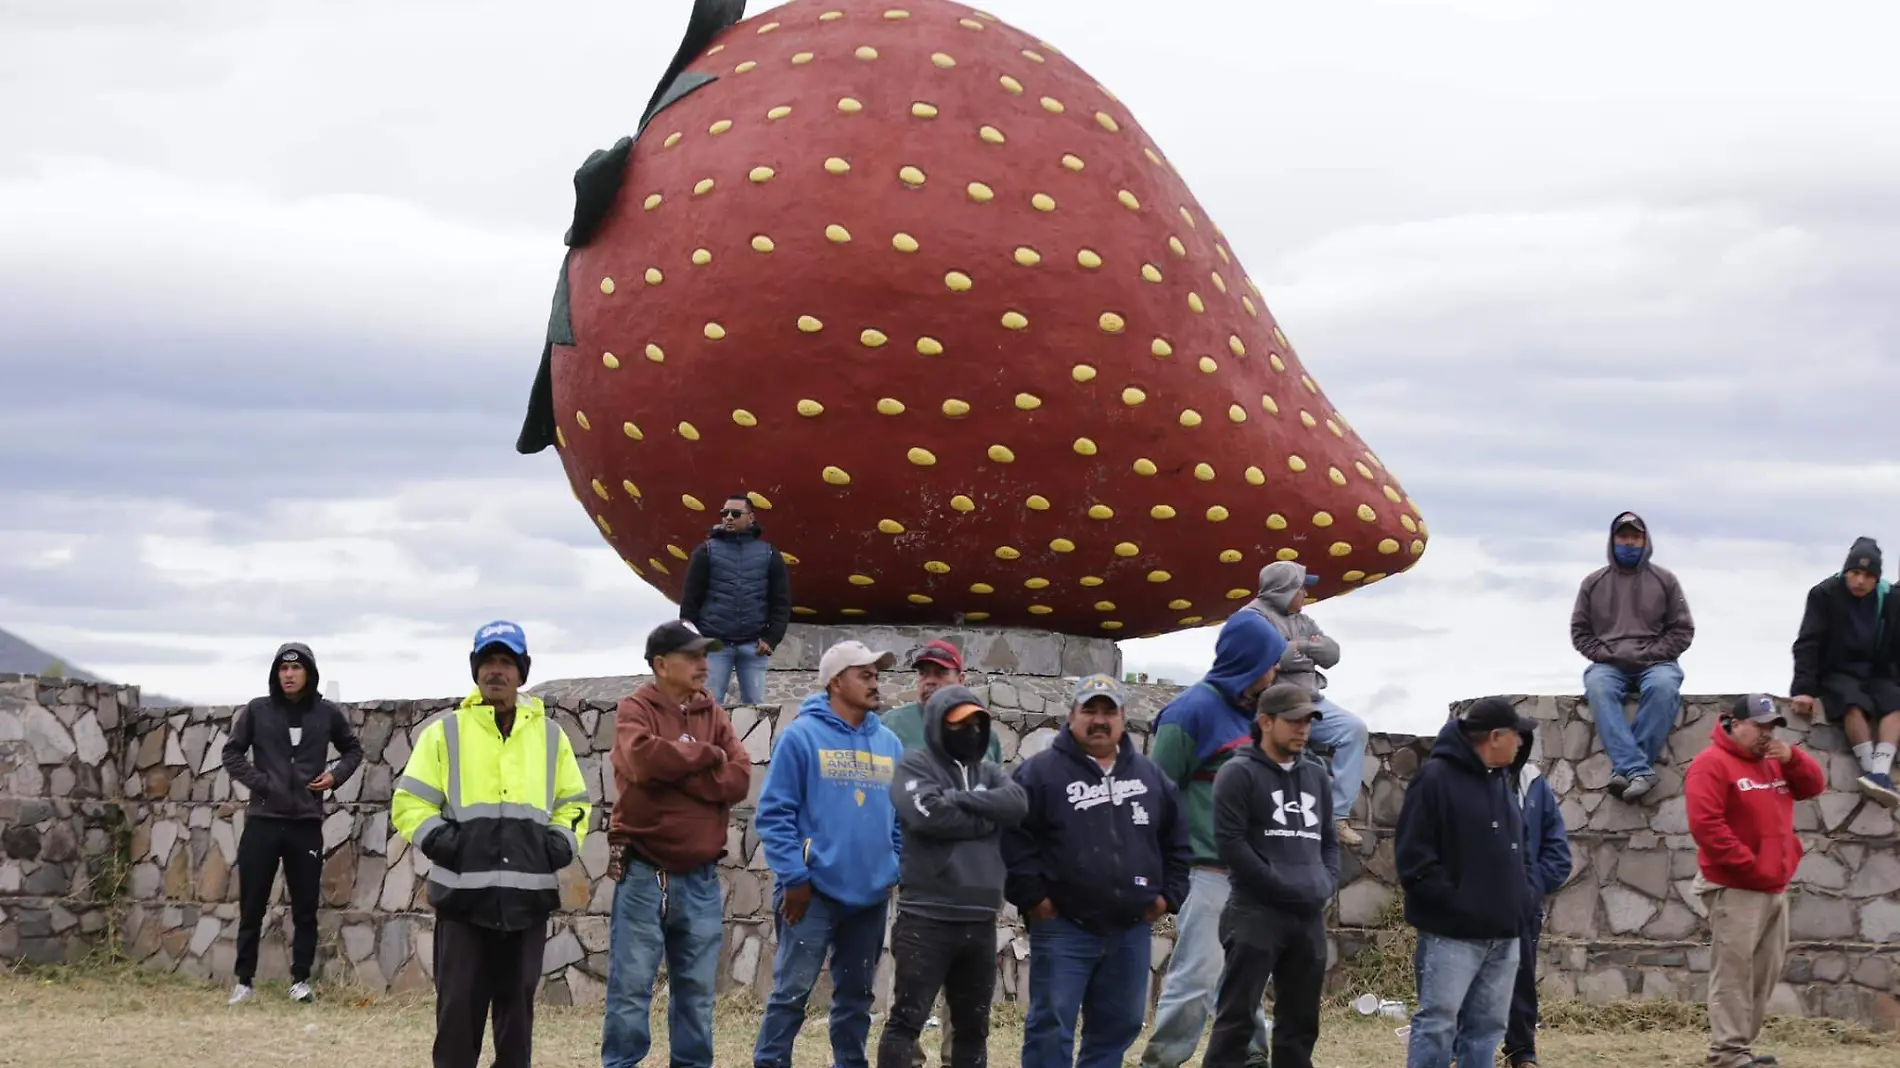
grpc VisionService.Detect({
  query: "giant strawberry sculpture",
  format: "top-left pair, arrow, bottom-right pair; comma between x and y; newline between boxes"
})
517,0 -> 1429,638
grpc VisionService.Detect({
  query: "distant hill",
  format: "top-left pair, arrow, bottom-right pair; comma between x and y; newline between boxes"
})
0,626 -> 183,707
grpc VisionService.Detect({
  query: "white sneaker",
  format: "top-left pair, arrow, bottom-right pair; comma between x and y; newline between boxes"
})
288,981 -> 315,1003
228,983 -> 254,1005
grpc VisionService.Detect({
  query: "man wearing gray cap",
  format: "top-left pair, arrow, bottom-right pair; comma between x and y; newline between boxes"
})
878,684 -> 1027,1068
1246,561 -> 1373,847
752,640 -> 905,1068
1685,694 -> 1824,1068
1205,684 -> 1339,1068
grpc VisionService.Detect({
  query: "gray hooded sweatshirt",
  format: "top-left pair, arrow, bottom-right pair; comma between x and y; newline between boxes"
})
1244,562 -> 1341,695
890,685 -> 1030,921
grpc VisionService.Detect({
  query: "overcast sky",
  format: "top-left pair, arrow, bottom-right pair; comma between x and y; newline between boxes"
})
3,0 -> 1896,733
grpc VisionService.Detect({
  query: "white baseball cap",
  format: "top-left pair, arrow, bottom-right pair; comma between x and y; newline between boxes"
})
819,640 -> 897,686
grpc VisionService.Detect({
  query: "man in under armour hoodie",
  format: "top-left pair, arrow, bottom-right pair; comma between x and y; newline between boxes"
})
1140,610 -> 1287,1068
752,640 -> 904,1068
1396,697 -> 1537,1068
878,685 -> 1027,1068
1205,684 -> 1340,1068
220,642 -> 363,1004
1570,511 -> 1696,803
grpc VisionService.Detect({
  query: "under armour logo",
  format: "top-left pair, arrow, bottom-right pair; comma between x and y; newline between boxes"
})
1271,789 -> 1319,828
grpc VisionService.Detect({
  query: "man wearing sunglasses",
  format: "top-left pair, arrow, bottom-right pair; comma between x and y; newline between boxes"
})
679,492 -> 793,706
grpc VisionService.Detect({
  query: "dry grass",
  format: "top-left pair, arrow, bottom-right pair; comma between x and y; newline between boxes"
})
0,964 -> 1893,1068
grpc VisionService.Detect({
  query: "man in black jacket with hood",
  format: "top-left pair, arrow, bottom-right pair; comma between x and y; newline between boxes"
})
1206,683 -> 1340,1068
1395,697 -> 1537,1068
1005,674 -> 1192,1068
220,642 -> 363,1004
1789,536 -> 1900,808
879,684 -> 1028,1068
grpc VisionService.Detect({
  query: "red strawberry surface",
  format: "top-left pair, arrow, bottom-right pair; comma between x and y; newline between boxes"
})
544,0 -> 1429,637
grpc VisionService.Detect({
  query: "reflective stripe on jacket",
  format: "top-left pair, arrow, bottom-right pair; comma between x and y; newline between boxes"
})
390,691 -> 591,930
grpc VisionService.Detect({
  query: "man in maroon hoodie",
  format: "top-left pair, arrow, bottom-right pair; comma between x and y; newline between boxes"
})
1684,694 -> 1825,1068
602,621 -> 753,1068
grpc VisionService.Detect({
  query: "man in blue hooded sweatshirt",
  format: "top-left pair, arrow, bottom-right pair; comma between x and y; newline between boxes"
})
1139,611 -> 1288,1068
752,640 -> 905,1068
1502,723 -> 1574,1068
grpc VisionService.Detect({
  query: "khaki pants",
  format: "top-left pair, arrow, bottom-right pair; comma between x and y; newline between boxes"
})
1701,883 -> 1789,1068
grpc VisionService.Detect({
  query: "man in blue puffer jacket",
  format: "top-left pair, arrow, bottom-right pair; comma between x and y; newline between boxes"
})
752,641 -> 904,1068
1502,724 -> 1574,1068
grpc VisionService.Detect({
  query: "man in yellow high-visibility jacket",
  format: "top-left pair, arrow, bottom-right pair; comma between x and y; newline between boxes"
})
391,620 -> 591,1068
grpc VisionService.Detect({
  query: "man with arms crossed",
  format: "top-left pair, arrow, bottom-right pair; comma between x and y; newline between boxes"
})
602,621 -> 752,1068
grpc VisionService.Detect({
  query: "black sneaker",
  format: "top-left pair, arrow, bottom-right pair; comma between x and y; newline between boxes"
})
1752,1054 -> 1777,1066
1608,774 -> 1630,799
1621,773 -> 1658,803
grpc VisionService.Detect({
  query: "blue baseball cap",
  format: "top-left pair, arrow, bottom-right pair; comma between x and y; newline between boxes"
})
472,620 -> 529,657
1302,573 -> 1320,587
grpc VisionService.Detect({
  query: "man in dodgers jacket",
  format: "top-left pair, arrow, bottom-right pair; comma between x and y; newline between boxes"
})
1005,673 -> 1192,1068
1685,694 -> 1825,1068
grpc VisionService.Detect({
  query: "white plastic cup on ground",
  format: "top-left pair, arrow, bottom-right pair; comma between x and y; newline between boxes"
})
1353,993 -> 1380,1015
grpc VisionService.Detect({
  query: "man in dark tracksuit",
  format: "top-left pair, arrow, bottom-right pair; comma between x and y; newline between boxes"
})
220,642 -> 363,1004
1502,725 -> 1574,1068
878,685 -> 1027,1068
1206,684 -> 1340,1068
679,492 -> 792,707
1006,674 -> 1192,1068
1789,536 -> 1900,808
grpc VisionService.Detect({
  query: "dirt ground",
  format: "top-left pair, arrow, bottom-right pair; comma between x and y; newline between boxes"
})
0,968 -> 1894,1067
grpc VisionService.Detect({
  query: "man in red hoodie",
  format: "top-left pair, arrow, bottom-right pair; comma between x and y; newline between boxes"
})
1683,693 -> 1825,1068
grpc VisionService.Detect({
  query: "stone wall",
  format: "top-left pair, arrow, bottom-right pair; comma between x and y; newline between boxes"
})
3,671 -> 1897,1028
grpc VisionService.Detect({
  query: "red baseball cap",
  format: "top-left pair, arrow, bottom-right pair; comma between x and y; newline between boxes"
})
912,639 -> 964,673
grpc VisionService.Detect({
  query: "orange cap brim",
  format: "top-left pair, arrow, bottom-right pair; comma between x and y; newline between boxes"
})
944,702 -> 985,724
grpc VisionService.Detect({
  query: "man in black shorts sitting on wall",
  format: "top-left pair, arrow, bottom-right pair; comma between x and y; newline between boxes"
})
1790,537 -> 1900,808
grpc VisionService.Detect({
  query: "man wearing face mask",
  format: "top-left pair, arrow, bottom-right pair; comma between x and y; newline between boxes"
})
878,686 -> 1028,1068
1686,694 -> 1825,1068
1140,610 -> 1288,1068
1570,511 -> 1696,803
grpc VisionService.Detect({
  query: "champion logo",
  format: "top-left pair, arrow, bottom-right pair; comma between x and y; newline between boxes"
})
1271,789 -> 1319,828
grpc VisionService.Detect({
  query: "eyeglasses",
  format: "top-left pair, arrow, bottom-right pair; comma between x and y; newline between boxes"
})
720,509 -> 746,518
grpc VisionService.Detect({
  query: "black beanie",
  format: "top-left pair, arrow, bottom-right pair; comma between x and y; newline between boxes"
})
1844,537 -> 1882,578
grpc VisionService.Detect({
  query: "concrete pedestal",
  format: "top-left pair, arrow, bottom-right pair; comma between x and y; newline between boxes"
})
767,623 -> 1119,679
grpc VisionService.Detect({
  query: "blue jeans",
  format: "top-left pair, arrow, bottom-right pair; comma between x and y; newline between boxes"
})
1023,916 -> 1153,1068
1584,661 -> 1684,779
1308,697 -> 1370,817
1406,932 -> 1520,1068
706,642 -> 769,706
1140,869 -> 1269,1067
753,890 -> 889,1068
601,857 -> 724,1068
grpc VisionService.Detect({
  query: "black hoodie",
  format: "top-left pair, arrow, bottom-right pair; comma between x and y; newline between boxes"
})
220,643 -> 363,821
890,685 -> 1029,922
1394,719 -> 1530,940
1213,743 -> 1340,918
1791,543 -> 1898,696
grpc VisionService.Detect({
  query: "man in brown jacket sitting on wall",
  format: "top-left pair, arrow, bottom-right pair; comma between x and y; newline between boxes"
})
602,621 -> 753,1068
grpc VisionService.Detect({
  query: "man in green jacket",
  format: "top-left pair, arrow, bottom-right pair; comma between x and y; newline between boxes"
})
883,640 -> 1002,763
881,638 -> 1000,1066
